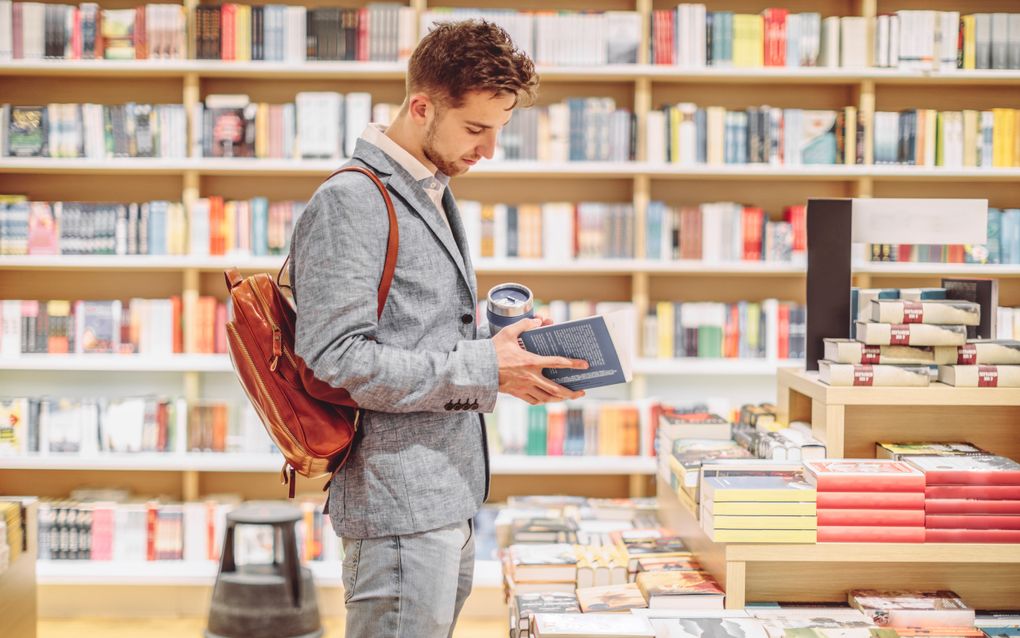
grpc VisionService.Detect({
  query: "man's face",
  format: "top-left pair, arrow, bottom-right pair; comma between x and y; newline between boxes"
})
421,90 -> 517,176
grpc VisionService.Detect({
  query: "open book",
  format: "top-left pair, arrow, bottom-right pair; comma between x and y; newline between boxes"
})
518,308 -> 634,391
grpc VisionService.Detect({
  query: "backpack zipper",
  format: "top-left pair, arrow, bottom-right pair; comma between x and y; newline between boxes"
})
250,282 -> 296,371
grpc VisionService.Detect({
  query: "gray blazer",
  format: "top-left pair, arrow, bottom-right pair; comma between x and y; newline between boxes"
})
290,139 -> 499,539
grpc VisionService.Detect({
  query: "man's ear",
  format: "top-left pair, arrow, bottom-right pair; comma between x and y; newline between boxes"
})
407,93 -> 432,125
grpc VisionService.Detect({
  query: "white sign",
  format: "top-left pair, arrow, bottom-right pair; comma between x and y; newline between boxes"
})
850,198 -> 988,245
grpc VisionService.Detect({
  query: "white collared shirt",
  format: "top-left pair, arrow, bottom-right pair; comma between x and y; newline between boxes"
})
359,123 -> 451,230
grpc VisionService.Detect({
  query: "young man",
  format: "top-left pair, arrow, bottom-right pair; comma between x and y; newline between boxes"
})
290,20 -> 589,638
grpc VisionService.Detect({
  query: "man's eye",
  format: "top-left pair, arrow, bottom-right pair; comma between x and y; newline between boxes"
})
467,128 -> 482,135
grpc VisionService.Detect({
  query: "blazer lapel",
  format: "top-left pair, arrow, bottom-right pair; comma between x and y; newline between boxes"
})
443,190 -> 478,300
352,141 -> 471,292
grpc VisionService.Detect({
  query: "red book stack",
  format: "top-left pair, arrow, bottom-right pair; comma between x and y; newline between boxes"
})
805,459 -> 927,543
904,455 -> 1020,543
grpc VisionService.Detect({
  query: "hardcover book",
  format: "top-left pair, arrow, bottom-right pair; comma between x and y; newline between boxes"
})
508,544 -> 578,583
904,455 -> 1020,485
876,442 -> 986,460
576,582 -> 647,613
870,300 -> 980,326
635,570 -> 725,609
531,612 -> 654,638
952,341 -> 1020,365
805,460 -> 926,493
854,322 -> 967,347
818,361 -> 930,387
823,339 -> 956,366
938,365 -> 1020,388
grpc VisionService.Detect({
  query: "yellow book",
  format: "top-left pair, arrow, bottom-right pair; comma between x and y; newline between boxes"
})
224,201 -> 236,254
733,15 -> 764,67
1013,109 -> 1020,167
705,501 -> 817,516
255,103 -> 269,158
962,15 -> 976,69
707,528 -> 817,543
703,513 -> 817,531
480,204 -> 495,258
962,109 -> 978,167
935,111 -> 944,166
656,301 -> 674,359
993,108 -> 1008,167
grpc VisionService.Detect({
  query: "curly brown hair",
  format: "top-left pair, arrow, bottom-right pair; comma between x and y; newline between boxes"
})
408,19 -> 539,110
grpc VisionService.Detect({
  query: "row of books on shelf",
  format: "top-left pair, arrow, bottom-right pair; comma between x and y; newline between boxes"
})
0,297 -> 228,355
4,99 -> 1020,169
649,104 -> 1020,168
869,207 -> 1020,265
0,396 -> 273,455
2,102 -> 187,159
1,197 -> 807,265
643,300 -> 807,362
34,490 -> 335,563
0,197 -> 305,257
654,7 -> 1020,72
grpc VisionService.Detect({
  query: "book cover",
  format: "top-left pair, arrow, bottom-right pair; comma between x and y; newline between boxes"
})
576,582 -> 647,613
824,339 -> 956,366
531,612 -> 654,638
819,361 -> 931,387
519,308 -> 633,391
511,517 -> 579,544
904,455 -> 1020,485
855,322 -> 967,347
706,501 -> 817,516
7,106 -> 47,157
670,440 -> 754,487
636,556 -> 701,572
701,473 -> 817,503
75,300 -> 121,354
849,590 -> 975,628
508,543 -> 578,583
648,618 -> 772,638
805,460 -> 926,493
514,592 -> 580,635
702,509 -> 817,531
876,442 -> 986,460
636,570 -> 724,609
870,300 -> 980,326
611,528 -> 690,570
938,365 -> 1020,388
659,411 -> 732,441
925,528 -> 1020,543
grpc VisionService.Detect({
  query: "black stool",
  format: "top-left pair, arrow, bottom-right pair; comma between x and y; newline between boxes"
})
205,501 -> 323,638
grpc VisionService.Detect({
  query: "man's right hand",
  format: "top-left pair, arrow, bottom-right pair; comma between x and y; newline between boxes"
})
492,317 -> 589,405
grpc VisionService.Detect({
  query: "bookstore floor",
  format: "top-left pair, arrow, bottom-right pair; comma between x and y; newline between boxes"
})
38,616 -> 505,638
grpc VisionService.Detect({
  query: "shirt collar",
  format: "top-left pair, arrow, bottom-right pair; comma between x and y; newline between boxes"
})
360,123 -> 450,189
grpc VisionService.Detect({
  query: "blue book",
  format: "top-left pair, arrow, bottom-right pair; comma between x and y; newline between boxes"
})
987,207 -> 1002,264
251,197 -> 269,257
1004,209 -> 1020,264
518,309 -> 633,391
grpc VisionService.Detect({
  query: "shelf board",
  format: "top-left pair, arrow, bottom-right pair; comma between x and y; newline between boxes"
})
0,354 -> 233,372
856,263 -> 1020,277
780,368 -> 1020,407
0,453 -> 657,475
634,358 -> 803,376
35,558 -> 502,588
3,61 -> 1020,85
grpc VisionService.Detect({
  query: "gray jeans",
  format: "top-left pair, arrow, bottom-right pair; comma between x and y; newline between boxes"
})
341,520 -> 474,638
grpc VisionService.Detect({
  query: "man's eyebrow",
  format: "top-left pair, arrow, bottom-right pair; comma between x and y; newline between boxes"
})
465,117 -> 513,129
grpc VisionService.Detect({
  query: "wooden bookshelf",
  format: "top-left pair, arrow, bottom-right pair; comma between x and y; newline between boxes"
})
0,498 -> 38,638
776,368 -> 1020,459
4,0 -> 1020,617
656,478 -> 1020,610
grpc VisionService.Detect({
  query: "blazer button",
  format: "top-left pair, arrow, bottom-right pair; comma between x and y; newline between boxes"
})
444,402 -> 454,411
461,313 -> 473,324
453,401 -> 464,410
470,401 -> 479,410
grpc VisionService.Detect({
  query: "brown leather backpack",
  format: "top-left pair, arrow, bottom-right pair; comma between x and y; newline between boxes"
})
224,166 -> 398,497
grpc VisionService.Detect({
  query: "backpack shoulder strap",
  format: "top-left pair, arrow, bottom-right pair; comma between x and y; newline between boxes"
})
278,165 -> 399,321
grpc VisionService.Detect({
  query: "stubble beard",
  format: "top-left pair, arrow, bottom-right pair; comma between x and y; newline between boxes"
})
422,117 -> 467,177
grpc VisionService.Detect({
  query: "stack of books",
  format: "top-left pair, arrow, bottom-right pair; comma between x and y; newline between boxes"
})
903,455 -> 1020,543
699,460 -> 817,543
805,459 -> 927,542
655,410 -> 732,485
820,286 -> 977,387
666,438 -> 753,506
938,342 -> 1020,387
